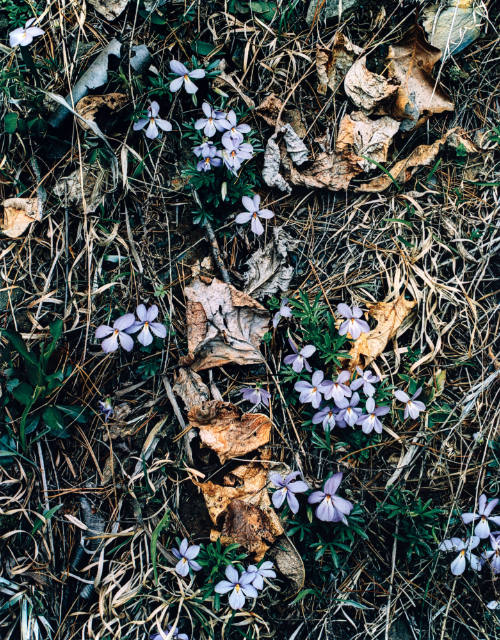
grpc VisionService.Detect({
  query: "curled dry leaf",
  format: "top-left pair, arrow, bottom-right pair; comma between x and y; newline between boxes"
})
53,167 -> 111,213
268,535 -> 305,595
256,94 -> 306,137
1,198 -> 41,238
182,277 -> 269,372
336,111 -> 400,172
422,0 -> 483,60
289,151 -> 361,191
347,294 -> 417,370
89,0 -> 129,20
262,134 -> 291,193
188,401 -> 272,464
75,93 -> 128,130
173,367 -> 210,411
387,25 -> 454,131
316,32 -> 363,95
344,55 -> 399,113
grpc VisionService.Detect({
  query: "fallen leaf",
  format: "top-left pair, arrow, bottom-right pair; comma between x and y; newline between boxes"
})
243,226 -> 298,300
422,0 -> 483,60
1,198 -> 41,238
188,401 -> 272,464
316,33 -> 363,95
262,133 -> 291,193
336,111 -> 401,171
53,166 -> 111,213
75,93 -> 128,130
256,94 -> 307,138
268,535 -> 305,595
218,500 -> 276,560
347,295 -> 417,370
306,0 -> 359,24
344,55 -> 399,113
289,151 -> 362,191
88,0 -> 129,20
173,367 -> 210,411
182,277 -> 269,372
387,25 -> 454,131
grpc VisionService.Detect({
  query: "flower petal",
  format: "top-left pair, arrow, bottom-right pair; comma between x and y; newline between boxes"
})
114,313 -> 135,331
214,580 -> 234,594
137,326 -> 153,346
133,118 -> 148,131
228,587 -> 245,610
286,491 -> 299,514
156,119 -> 172,132
170,60 -> 188,75
337,303 -> 352,319
146,120 -> 159,139
394,390 -> 409,403
189,68 -> 206,79
250,215 -> 264,235
316,498 -> 335,522
169,76 -> 184,92
118,332 -> 134,352
101,334 -> 119,353
323,472 -> 343,496
307,491 -> 325,505
241,196 -> 255,212
175,559 -> 189,576
450,553 -> 466,575
183,76 -> 198,94
149,322 -> 167,338
95,325 -> 113,339
225,565 -> 238,583
235,211 -> 253,224
272,488 -> 287,509
301,345 -> 316,358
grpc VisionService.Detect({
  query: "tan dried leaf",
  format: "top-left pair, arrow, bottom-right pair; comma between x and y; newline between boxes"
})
1,198 -> 41,238
344,55 -> 399,113
316,33 -> 363,95
289,151 -> 362,191
387,25 -> 454,131
188,401 -> 272,464
336,111 -> 400,171
256,94 -> 306,138
182,277 -> 269,372
88,0 -> 129,20
269,535 -> 305,594
348,295 -> 417,370
53,167 -> 111,213
75,93 -> 128,130
173,367 -> 210,411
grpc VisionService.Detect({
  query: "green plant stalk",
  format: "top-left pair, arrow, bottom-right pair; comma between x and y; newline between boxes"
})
20,46 -> 38,82
19,385 -> 44,452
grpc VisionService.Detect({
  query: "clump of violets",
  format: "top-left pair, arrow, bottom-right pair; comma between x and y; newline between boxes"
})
235,194 -> 274,236
283,338 -> 315,373
244,561 -> 276,590
95,304 -> 166,353
239,387 -> 270,408
133,101 -> 172,140
357,397 -> 389,434
350,367 -> 379,396
169,60 -> 205,94
221,109 -> 251,144
294,370 -> 329,409
461,494 -> 500,539
193,142 -> 222,172
171,538 -> 201,577
270,471 -> 309,514
308,472 -> 353,523
126,304 -> 167,346
214,565 -> 258,610
394,387 -> 426,419
98,398 -> 114,421
9,18 -> 44,47
195,102 -> 229,137
438,536 -> 481,575
273,298 -> 292,328
151,626 -> 189,640
337,303 -> 370,340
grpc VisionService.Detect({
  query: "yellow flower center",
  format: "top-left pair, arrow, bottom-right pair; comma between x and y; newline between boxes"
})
183,74 -> 189,80
235,584 -> 240,592
205,157 -> 210,164
460,550 -> 466,556
182,557 -> 187,563
325,495 -> 331,502
231,151 -> 236,157
113,329 -> 119,336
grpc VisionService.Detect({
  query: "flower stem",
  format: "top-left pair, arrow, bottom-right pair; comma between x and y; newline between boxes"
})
20,46 -> 38,82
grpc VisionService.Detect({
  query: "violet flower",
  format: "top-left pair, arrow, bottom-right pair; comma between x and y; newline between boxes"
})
98,398 -> 114,421
235,194 -> 274,236
240,387 -> 270,408
221,109 -> 251,144
221,137 -> 253,174
195,102 -> 229,137
461,494 -> 500,539
244,561 -> 276,590
273,298 -> 292,328
169,60 -> 205,94
283,338 -> 315,373
336,392 -> 362,427
193,142 -> 222,172
126,304 -> 167,346
484,534 -> 500,574
312,406 -> 338,431
95,314 -> 135,353
487,600 -> 499,610
308,472 -> 353,523
394,387 -> 426,419
151,626 -> 189,640
9,18 -> 44,47
214,565 -> 258,610
171,538 -> 201,577
322,370 -> 352,405
438,536 -> 481,575
270,470 -> 308,514
337,303 -> 370,340
133,101 -> 172,140
357,397 -> 390,434
350,367 -> 379,397
294,370 -> 329,409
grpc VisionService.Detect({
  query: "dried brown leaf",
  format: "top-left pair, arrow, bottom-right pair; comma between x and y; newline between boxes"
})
289,151 -> 362,191
344,55 -> 399,113
256,94 -> 306,138
173,367 -> 210,411
316,33 -> 363,95
75,93 -> 127,130
88,0 -> 129,20
1,198 -> 41,238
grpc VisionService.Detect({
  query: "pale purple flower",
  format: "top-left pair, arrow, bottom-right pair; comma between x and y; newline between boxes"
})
240,387 -> 270,408
273,298 -> 292,328
171,538 -> 201,577
195,102 -> 229,137
308,473 -> 353,523
235,194 -> 273,236
461,494 -> 500,539
337,303 -> 370,340
9,18 -> 44,47
283,338 -> 315,373
312,406 -> 338,431
270,471 -> 308,514
336,392 -> 362,427
125,304 -> 167,346
95,314 -> 135,353
169,60 -> 205,94
98,398 -> 114,421
221,109 -> 251,144
133,101 -> 172,139
294,370 -> 329,409
394,387 -> 426,419
193,142 -> 222,172
487,600 -> 500,610
484,534 -> 500,574
350,367 -> 379,397
151,626 -> 189,640
214,565 -> 258,610
322,370 -> 352,405
244,561 -> 276,590
438,536 -> 481,575
221,137 -> 253,174
357,397 -> 390,434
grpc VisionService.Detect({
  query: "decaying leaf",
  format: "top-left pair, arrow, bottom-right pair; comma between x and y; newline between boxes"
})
344,55 -> 399,113
316,33 -> 363,95
75,93 -> 127,130
306,0 -> 359,25
262,134 -> 292,193
256,94 -> 306,137
243,226 -> 298,300
102,403 -> 135,441
173,367 -> 210,411
289,151 -> 362,191
268,535 -> 305,595
422,0 -> 483,60
387,25 -> 454,131
1,198 -> 41,238
357,127 -> 475,192
188,401 -> 272,464
347,295 -> 417,370
182,277 -> 269,372
89,0 -> 129,20
336,111 -> 400,171
53,167 -> 111,213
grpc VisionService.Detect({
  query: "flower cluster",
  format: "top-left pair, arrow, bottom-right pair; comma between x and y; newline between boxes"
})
95,304 -> 166,353
439,493 -> 500,575
215,561 -> 276,610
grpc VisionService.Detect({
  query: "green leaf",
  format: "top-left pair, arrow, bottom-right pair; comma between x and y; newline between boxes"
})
151,510 -> 171,585
12,382 -> 35,406
4,112 -> 18,134
57,404 -> 86,424
42,406 -> 67,437
31,503 -> 63,535
291,588 -> 317,604
192,40 -> 215,56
